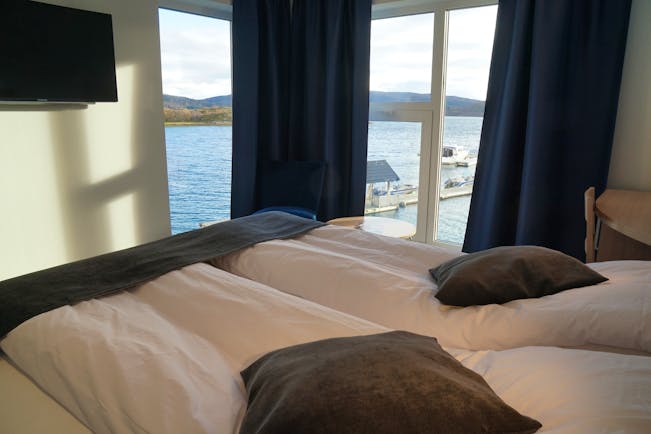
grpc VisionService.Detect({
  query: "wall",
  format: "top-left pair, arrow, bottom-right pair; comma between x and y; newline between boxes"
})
0,0 -> 170,280
608,0 -> 651,191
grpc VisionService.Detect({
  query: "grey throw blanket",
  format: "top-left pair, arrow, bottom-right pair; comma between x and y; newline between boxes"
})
0,212 -> 324,338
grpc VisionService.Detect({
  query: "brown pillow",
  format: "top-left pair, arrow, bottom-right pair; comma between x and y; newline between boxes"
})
240,331 -> 541,434
430,245 -> 608,307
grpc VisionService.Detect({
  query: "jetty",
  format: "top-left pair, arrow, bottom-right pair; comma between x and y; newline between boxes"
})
364,160 -> 473,215
365,160 -> 418,213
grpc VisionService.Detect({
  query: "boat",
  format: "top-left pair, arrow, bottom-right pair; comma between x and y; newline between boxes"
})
390,184 -> 417,195
456,156 -> 478,167
440,176 -> 474,200
441,145 -> 469,165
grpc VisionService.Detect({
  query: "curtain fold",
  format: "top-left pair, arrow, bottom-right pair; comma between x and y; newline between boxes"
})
463,0 -> 632,260
231,0 -> 291,217
231,0 -> 371,221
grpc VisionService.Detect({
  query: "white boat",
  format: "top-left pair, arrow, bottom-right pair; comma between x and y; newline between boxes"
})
441,145 -> 469,165
440,176 -> 474,200
456,156 -> 478,167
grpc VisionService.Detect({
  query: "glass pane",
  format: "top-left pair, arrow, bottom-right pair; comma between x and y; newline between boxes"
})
366,121 -> 421,233
159,9 -> 232,234
435,5 -> 498,244
370,13 -> 434,102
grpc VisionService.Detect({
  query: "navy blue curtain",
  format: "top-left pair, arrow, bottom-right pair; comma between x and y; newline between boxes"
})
463,0 -> 631,260
231,0 -> 371,221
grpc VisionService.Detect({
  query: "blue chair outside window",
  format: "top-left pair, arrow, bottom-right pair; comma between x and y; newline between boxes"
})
253,160 -> 326,221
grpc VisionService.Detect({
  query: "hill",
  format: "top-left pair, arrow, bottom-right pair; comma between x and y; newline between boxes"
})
368,92 -> 485,116
444,96 -> 486,117
162,92 -> 485,124
163,94 -> 232,109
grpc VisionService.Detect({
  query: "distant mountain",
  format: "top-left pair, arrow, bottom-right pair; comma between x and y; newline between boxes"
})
369,91 -> 485,117
163,94 -> 232,109
444,96 -> 486,117
369,91 -> 430,103
163,92 -> 484,117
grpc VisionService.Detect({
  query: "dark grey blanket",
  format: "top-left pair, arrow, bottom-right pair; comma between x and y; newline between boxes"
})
0,212 -> 324,338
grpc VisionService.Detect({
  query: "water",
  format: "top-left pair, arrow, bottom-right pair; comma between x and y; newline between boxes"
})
165,125 -> 232,234
367,117 -> 481,244
165,116 -> 483,244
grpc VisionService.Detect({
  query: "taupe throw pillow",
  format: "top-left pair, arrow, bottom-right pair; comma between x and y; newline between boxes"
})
240,331 -> 541,434
430,245 -> 608,307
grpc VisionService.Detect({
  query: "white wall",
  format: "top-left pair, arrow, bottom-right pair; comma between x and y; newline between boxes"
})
0,0 -> 170,280
608,0 -> 651,191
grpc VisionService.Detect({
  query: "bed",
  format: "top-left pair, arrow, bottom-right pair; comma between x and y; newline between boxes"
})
213,224 -> 651,354
1,212 -> 650,433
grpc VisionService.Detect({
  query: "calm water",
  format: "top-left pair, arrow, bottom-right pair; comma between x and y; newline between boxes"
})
368,117 -> 482,244
165,125 -> 232,234
165,116 -> 482,244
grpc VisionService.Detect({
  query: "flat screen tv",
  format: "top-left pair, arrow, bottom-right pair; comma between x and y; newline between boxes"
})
0,0 -> 118,103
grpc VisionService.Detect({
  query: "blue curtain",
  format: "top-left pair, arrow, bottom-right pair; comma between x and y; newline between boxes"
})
463,0 -> 632,260
231,0 -> 371,221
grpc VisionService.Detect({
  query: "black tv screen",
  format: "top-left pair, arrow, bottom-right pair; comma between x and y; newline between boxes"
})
0,0 -> 118,103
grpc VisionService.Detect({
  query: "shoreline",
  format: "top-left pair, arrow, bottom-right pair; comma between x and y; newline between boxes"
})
165,121 -> 232,127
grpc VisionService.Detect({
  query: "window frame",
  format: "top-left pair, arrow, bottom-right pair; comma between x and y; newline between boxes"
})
369,0 -> 497,248
158,1 -> 234,233
158,0 -> 232,21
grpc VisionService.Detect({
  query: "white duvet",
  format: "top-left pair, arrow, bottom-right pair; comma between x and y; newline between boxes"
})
1,263 -> 650,433
213,225 -> 651,353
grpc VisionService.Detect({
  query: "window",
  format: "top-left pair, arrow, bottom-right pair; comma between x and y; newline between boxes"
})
367,1 -> 498,246
158,7 -> 233,234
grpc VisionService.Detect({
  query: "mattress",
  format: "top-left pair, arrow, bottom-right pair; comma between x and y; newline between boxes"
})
0,356 -> 90,434
2,263 -> 650,433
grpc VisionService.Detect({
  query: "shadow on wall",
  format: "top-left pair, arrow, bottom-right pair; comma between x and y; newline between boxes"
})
38,0 -> 170,264
46,60 -> 169,262
48,109 -> 111,261
0,1 -> 169,280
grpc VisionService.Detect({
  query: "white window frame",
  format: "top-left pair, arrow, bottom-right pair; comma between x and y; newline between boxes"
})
370,0 -> 497,247
157,1 -> 234,231
158,0 -> 232,21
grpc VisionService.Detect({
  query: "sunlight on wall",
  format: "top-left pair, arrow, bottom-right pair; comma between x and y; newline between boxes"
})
106,192 -> 137,251
84,64 -> 136,185
0,0 -> 169,280
609,0 -> 651,191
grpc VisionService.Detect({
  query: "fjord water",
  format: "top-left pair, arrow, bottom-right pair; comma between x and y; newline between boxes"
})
165,116 -> 482,244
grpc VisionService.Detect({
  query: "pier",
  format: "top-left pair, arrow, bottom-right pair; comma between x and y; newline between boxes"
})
364,160 -> 473,215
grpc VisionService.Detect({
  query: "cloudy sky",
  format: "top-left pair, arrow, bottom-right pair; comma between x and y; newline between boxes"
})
159,9 -> 232,99
370,6 -> 497,100
159,5 -> 497,101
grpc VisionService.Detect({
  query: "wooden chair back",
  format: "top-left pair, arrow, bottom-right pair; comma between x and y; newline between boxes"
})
585,187 -> 651,262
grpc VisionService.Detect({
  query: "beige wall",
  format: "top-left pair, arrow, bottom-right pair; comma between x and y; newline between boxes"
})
608,0 -> 651,191
0,0 -> 170,280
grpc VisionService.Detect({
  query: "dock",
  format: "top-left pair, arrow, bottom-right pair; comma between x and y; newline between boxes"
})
364,160 -> 473,215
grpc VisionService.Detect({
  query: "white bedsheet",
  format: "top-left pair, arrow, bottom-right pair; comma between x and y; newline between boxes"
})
0,263 -> 381,434
451,346 -> 651,433
2,263 -> 650,433
213,225 -> 651,353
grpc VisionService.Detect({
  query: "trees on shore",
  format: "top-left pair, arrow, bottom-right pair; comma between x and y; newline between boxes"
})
164,107 -> 232,124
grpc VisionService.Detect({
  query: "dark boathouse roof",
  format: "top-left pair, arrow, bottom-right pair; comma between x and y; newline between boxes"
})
367,160 -> 400,184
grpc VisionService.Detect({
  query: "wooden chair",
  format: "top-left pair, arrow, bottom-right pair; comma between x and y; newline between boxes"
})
584,187 -> 651,262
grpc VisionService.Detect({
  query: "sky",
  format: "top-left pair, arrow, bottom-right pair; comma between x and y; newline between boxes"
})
159,9 -> 232,99
370,6 -> 498,100
159,5 -> 497,101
